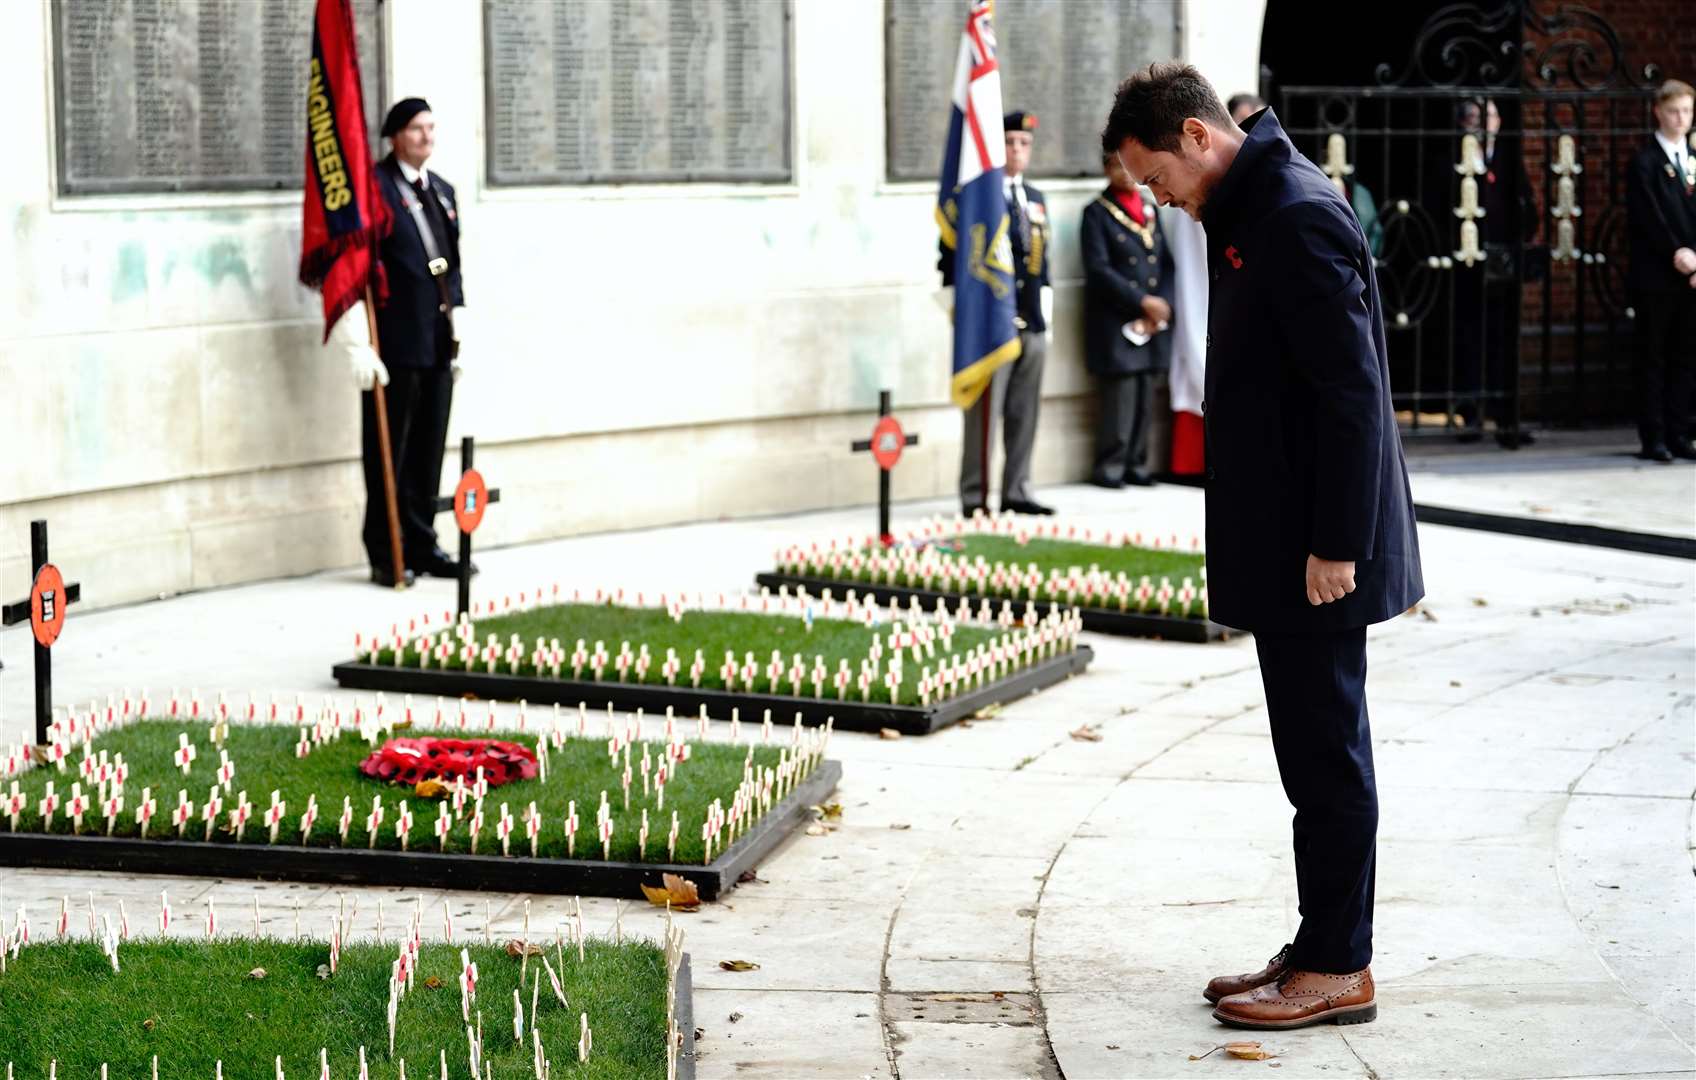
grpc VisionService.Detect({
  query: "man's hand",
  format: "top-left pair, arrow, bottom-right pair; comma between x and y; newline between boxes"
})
1305,554 -> 1356,606
328,300 -> 389,391
1141,295 -> 1172,325
1674,247 -> 1696,276
347,345 -> 389,391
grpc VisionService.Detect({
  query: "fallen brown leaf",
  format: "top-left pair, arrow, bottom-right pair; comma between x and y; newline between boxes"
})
414,778 -> 450,798
804,824 -> 828,836
728,1012 -> 744,1023
505,939 -> 544,958
1069,724 -> 1103,742
889,823 -> 911,830
1472,597 -> 1488,607
424,975 -> 443,989
1227,1042 -> 1274,1060
812,803 -> 843,820
1192,1042 -> 1276,1061
973,703 -> 1003,720
246,967 -> 267,980
718,960 -> 760,972
639,872 -> 701,911
142,1018 -> 156,1031
879,728 -> 902,740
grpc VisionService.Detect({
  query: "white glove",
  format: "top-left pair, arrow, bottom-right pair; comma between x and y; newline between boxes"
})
449,305 -> 466,382
1040,285 -> 1055,342
329,300 -> 388,391
934,285 -> 954,318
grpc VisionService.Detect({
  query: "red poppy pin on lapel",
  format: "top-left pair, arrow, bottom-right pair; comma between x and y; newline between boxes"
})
1225,245 -> 1243,269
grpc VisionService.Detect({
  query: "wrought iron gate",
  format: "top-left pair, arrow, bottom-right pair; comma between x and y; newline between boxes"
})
1278,2 -> 1666,443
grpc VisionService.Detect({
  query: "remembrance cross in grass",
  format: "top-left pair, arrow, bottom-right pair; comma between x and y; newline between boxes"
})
850,389 -> 919,546
432,435 -> 501,617
1,520 -> 82,745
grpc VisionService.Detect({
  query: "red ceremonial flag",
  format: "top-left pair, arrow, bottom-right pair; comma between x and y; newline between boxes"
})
297,0 -> 391,341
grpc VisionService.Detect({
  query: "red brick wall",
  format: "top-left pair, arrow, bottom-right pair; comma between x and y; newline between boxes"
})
1520,1 -> 1696,332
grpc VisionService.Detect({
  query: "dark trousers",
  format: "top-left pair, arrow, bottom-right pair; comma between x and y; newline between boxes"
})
1632,288 -> 1696,450
1256,627 -> 1378,974
1092,371 -> 1154,484
361,365 -> 453,569
1452,270 -> 1517,428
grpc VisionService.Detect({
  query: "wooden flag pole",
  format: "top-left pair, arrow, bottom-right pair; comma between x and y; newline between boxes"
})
364,285 -> 407,588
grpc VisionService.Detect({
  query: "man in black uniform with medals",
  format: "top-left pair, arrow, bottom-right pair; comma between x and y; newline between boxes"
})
1626,79 -> 1696,462
1082,148 -> 1174,487
329,96 -> 470,584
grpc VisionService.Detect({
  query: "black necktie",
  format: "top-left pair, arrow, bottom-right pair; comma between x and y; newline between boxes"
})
1010,186 -> 1030,249
411,177 -> 453,264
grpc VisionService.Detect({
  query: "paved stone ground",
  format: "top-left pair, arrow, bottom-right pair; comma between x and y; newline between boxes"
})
2,468 -> 1692,1080
1404,431 -> 1696,539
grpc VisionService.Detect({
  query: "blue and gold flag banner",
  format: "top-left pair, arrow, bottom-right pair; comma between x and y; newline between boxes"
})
936,0 -> 1020,409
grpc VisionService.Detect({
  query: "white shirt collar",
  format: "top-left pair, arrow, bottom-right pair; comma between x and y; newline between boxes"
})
396,158 -> 430,187
1004,174 -> 1026,199
1655,130 -> 1686,164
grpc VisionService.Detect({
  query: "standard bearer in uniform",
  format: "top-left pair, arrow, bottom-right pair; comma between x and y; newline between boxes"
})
330,96 -> 471,585
943,110 -> 1056,517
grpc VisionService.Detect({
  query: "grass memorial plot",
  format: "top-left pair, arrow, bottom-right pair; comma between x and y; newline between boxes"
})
757,514 -> 1235,643
0,695 -> 836,901
0,893 -> 692,1079
332,589 -> 1093,736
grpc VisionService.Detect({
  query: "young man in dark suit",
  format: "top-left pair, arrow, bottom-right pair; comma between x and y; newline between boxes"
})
1081,150 -> 1174,487
1625,79 -> 1696,462
329,97 -> 471,584
1104,63 -> 1424,1030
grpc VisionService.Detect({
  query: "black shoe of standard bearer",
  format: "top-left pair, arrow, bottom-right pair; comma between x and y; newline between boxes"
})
1641,442 -> 1675,463
1669,439 -> 1696,462
415,548 -> 478,579
369,566 -> 417,588
1002,498 -> 1057,516
1125,469 -> 1156,487
1089,476 -> 1125,490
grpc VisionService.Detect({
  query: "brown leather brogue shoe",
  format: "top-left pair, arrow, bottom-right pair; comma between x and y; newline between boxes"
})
1212,968 -> 1376,1029
1202,944 -> 1291,1005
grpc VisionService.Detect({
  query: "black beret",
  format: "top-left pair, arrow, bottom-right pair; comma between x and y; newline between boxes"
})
1003,110 -> 1038,135
381,97 -> 432,138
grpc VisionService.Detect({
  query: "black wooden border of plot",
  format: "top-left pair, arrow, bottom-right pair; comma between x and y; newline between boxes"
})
675,953 -> 698,1080
331,648 -> 1093,737
1413,503 -> 1696,560
752,571 -> 1236,644
0,762 -> 839,903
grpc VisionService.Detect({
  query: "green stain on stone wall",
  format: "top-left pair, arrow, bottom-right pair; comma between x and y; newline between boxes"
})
193,238 -> 254,291
112,241 -> 148,302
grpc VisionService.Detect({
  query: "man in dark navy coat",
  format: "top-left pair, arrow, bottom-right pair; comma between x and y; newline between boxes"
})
330,96 -> 470,584
1104,63 -> 1423,1031
1625,79 -> 1696,462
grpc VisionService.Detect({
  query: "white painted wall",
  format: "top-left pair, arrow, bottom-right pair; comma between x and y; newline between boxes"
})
2,0 -> 1265,611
